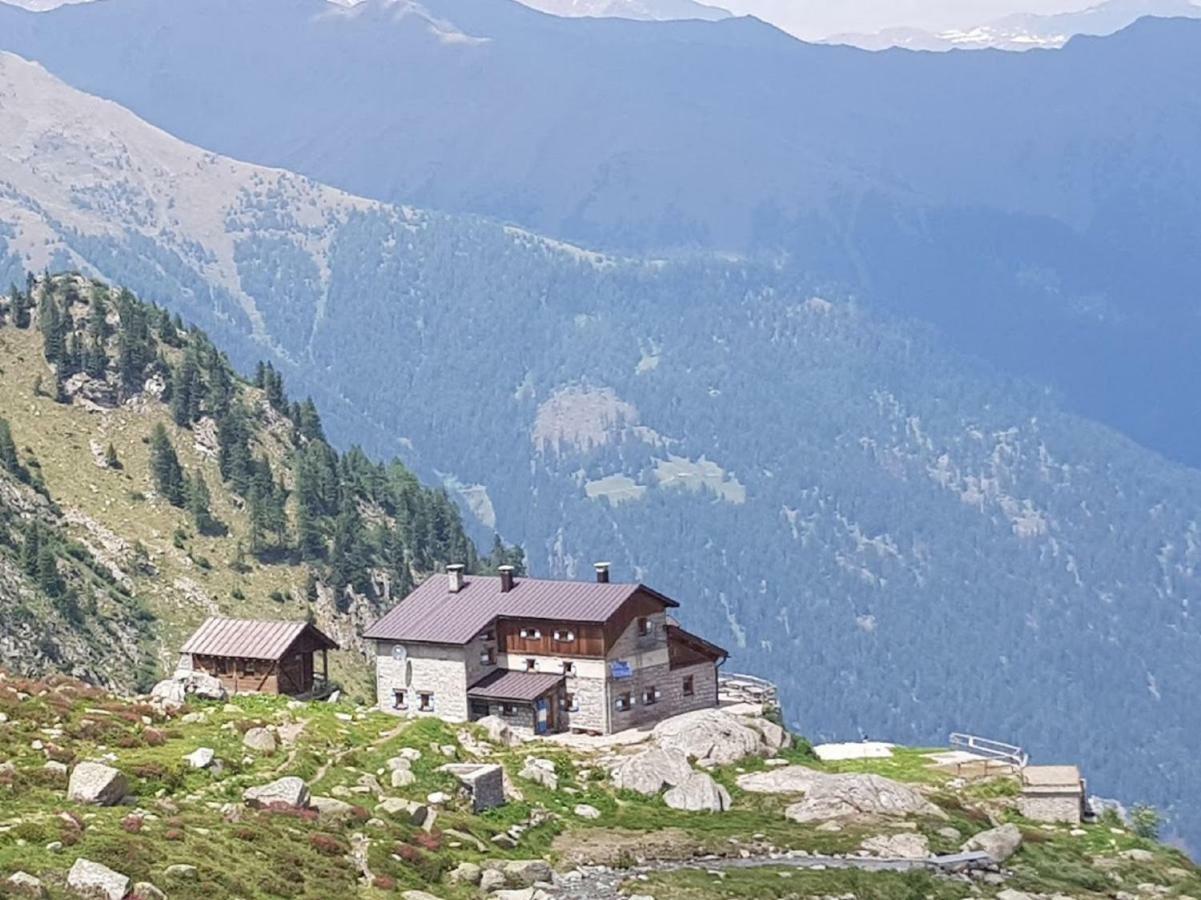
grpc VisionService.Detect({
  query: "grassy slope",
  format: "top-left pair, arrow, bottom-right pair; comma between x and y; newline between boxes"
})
0,323 -> 370,696
1,674 -> 1197,900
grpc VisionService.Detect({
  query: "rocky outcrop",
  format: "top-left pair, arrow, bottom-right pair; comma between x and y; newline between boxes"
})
67,762 -> 128,806
151,670 -> 227,704
243,776 -> 309,809
963,823 -> 1023,862
310,796 -> 356,820
609,747 -> 693,795
651,708 -> 770,767
861,832 -> 931,859
478,715 -> 520,747
737,765 -> 945,822
663,771 -> 732,813
66,858 -> 129,900
519,757 -> 558,790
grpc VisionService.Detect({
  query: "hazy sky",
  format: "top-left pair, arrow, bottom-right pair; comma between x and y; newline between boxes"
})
715,0 -> 1101,37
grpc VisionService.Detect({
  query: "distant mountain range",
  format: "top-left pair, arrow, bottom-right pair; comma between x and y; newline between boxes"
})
828,0 -> 1201,50
2,0 -> 1201,475
515,0 -> 731,21
7,48 -> 1201,850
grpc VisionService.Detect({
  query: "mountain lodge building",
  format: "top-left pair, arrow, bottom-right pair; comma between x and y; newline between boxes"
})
363,563 -> 729,735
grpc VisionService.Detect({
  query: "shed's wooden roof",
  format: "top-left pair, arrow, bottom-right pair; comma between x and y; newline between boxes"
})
181,617 -> 339,661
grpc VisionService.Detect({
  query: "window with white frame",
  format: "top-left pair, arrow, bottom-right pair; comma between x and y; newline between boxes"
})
418,691 -> 435,712
519,626 -> 542,640
480,646 -> 496,666
552,628 -> 575,643
682,674 -> 695,697
637,617 -> 652,637
524,658 -> 537,672
561,692 -> 579,712
392,689 -> 407,710
615,691 -> 633,712
562,660 -> 576,677
501,702 -> 519,716
643,686 -> 660,705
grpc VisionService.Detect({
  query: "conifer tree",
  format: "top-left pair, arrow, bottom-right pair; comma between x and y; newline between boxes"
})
149,423 -> 186,506
0,418 -> 20,477
187,472 -> 221,536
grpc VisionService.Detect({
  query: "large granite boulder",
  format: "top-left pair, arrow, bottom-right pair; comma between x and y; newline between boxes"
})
502,859 -> 554,886
66,858 -> 129,900
149,679 -> 186,705
477,715 -> 520,747
519,757 -> 558,790
651,708 -> 767,766
243,776 -> 309,809
152,671 -> 227,703
737,766 -> 944,822
963,823 -> 1023,862
242,727 -> 277,753
184,747 -> 214,769
609,747 -> 693,795
784,773 -> 946,823
861,832 -> 931,859
663,771 -> 732,813
736,765 -> 823,794
6,872 -> 46,898
67,762 -> 128,806
310,795 -> 356,820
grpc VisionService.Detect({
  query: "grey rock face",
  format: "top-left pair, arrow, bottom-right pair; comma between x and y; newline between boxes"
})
651,708 -> 767,767
663,771 -> 732,813
241,727 -> 277,753
519,757 -> 559,790
502,859 -> 554,886
183,747 -> 214,769
609,747 -> 693,795
963,823 -> 1023,862
861,832 -> 931,859
243,776 -> 309,808
66,858 -> 129,900
67,762 -> 128,806
737,765 -> 945,822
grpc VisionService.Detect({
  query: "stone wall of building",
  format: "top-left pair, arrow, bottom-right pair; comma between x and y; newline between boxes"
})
480,698 -> 536,732
564,673 -> 608,733
1018,793 -> 1083,824
375,641 -> 469,722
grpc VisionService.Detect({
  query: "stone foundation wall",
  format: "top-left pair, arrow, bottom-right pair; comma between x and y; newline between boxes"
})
1018,793 -> 1083,824
481,699 -> 536,732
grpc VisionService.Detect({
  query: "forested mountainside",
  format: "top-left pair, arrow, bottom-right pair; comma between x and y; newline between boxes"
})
3,0 -> 1201,469
3,54 -> 1201,846
0,273 -> 516,695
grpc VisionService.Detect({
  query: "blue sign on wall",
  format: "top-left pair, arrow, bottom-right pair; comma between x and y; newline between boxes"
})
610,660 -> 632,679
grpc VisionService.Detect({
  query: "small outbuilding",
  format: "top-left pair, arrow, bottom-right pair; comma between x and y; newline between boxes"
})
180,617 -> 339,697
1018,765 -> 1087,824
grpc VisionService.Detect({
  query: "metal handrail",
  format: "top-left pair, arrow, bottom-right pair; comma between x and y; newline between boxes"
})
949,732 -> 1028,768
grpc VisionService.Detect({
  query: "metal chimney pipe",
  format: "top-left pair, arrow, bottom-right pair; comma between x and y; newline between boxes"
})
498,565 -> 515,593
447,563 -> 465,593
594,562 -> 611,584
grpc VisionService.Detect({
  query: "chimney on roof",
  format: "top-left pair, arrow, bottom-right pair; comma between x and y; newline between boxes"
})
594,561 -> 611,584
498,565 -> 515,593
447,563 -> 465,593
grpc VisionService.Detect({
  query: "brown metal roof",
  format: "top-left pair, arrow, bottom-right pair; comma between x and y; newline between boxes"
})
362,573 -> 679,646
180,617 -> 339,661
667,624 -> 729,663
467,669 -> 564,703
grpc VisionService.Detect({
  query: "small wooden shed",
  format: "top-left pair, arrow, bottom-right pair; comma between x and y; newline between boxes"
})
180,617 -> 339,696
